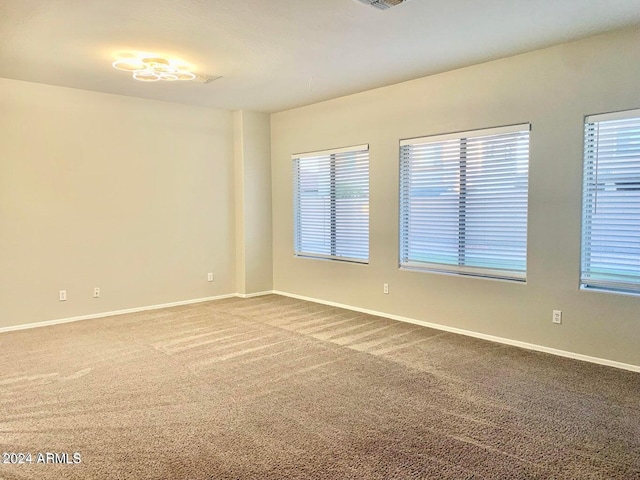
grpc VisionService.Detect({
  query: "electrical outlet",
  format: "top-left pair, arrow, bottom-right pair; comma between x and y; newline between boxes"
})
93,287 -> 100,298
207,273 -> 214,282
59,290 -> 67,301
383,283 -> 389,294
552,310 -> 562,324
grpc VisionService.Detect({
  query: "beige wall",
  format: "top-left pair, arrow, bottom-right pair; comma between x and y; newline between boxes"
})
2,27 -> 639,367
0,79 -> 236,327
271,27 -> 640,366
233,110 -> 273,295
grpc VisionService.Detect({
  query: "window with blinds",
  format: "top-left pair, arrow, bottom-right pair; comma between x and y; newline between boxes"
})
581,109 -> 640,294
293,144 -> 369,263
400,124 -> 530,281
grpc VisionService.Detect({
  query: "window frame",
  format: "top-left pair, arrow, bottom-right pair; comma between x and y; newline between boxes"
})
399,123 -> 531,282
580,108 -> 640,295
292,144 -> 370,264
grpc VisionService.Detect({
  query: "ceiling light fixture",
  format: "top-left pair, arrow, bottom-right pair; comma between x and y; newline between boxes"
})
112,56 -> 195,82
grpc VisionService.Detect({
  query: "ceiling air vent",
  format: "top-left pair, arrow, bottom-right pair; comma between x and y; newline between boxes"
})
355,0 -> 407,10
193,74 -> 222,84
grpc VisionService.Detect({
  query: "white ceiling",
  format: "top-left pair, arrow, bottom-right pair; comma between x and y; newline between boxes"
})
1,0 -> 640,113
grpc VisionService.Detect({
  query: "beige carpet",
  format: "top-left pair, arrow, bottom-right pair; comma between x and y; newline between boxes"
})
0,295 -> 639,479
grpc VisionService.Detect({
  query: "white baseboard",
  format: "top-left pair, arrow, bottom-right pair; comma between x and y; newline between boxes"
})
0,294 -> 238,334
236,291 -> 275,299
0,292 -> 281,335
272,290 -> 640,373
3,289 -> 638,373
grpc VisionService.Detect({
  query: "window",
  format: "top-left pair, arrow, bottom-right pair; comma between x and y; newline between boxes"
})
581,109 -> 640,294
293,144 -> 369,263
400,124 -> 530,281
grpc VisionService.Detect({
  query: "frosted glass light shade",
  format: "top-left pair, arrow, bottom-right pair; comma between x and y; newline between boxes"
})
113,56 -> 195,82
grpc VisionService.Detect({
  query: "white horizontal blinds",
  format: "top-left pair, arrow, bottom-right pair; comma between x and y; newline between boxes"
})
400,124 -> 530,280
294,154 -> 332,257
400,140 -> 461,268
293,145 -> 369,262
581,110 -> 640,293
334,149 -> 370,260
463,130 -> 529,274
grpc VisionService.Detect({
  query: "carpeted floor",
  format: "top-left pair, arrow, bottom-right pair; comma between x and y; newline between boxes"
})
0,295 -> 639,479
